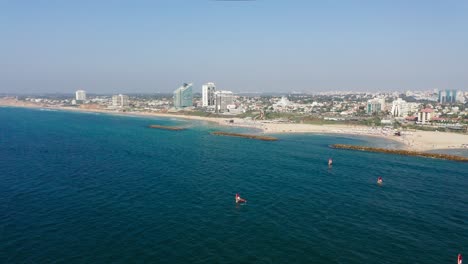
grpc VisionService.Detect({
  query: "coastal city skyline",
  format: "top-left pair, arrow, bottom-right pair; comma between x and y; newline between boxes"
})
2,83 -> 466,135
1,1 -> 468,93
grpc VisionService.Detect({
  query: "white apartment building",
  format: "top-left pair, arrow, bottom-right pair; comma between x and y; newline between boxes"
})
75,90 -> 86,101
202,82 -> 216,107
391,98 -> 408,117
456,91 -> 465,103
112,94 -> 129,108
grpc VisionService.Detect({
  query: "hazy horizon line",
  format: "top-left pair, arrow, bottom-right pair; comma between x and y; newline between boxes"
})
1,89 -> 459,97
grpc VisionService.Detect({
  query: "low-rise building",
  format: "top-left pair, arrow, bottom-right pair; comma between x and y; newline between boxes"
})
417,108 -> 433,124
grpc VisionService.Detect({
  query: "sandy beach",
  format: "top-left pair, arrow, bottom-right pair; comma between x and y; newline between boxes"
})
1,98 -> 467,152
259,122 -> 468,151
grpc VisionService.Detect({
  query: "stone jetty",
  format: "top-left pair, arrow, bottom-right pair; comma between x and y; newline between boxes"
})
211,131 -> 278,141
331,144 -> 468,162
148,125 -> 186,131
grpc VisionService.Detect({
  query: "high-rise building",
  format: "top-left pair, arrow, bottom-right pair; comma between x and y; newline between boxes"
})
202,82 -> 216,107
215,90 -> 234,112
366,98 -> 385,114
75,90 -> 86,101
438,89 -> 457,104
391,98 -> 408,117
173,83 -> 193,108
456,91 -> 465,103
112,94 -> 129,108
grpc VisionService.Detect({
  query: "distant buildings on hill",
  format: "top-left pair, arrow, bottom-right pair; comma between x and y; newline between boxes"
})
64,87 -> 467,125
438,89 -> 465,104
438,89 -> 457,104
173,83 -> 193,108
276,96 -> 292,107
11,87 -> 468,132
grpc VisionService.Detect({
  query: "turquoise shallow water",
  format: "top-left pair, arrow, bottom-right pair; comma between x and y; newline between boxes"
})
0,107 -> 466,263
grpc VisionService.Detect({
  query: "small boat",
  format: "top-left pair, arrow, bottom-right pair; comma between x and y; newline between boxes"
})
459,254 -> 463,264
328,158 -> 333,166
377,177 -> 383,185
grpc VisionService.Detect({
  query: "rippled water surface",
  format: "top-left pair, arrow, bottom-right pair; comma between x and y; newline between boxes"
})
1,107 -> 466,263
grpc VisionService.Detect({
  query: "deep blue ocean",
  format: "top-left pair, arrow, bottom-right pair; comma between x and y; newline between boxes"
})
0,107 -> 466,263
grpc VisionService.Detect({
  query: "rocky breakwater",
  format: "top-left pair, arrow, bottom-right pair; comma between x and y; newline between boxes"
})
331,144 -> 468,162
211,131 -> 278,141
148,125 -> 186,131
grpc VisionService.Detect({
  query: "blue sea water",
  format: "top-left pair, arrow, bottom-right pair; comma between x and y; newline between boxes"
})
0,107 -> 466,264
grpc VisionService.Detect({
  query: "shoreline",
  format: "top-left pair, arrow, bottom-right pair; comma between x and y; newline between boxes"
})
1,99 -> 467,152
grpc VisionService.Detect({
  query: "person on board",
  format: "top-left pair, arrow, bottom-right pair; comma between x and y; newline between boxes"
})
377,177 -> 383,185
235,193 -> 246,203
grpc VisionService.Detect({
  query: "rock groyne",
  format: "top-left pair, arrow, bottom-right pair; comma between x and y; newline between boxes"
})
331,144 -> 468,162
211,131 -> 278,141
148,125 -> 186,131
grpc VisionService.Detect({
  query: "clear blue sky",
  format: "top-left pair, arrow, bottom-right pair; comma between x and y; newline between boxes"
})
1,0 -> 467,94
